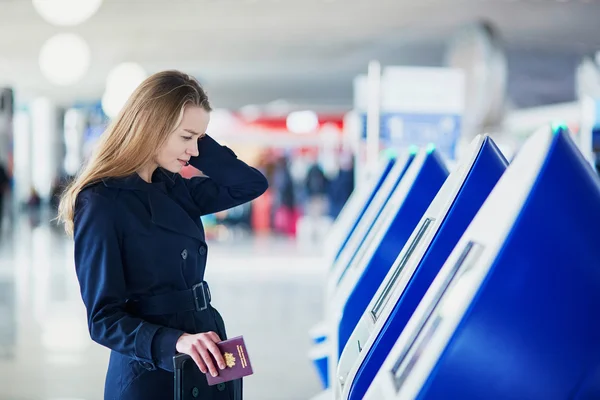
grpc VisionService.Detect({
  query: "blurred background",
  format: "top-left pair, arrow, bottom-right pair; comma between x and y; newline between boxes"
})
1,0 -> 600,399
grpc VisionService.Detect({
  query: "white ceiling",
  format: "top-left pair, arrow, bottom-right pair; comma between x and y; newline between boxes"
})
0,0 -> 599,109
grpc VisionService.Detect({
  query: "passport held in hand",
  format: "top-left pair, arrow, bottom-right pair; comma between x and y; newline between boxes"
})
205,335 -> 254,385
173,335 -> 253,396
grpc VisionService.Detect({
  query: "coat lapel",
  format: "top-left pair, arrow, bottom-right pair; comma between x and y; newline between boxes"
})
103,171 -> 204,241
147,188 -> 204,241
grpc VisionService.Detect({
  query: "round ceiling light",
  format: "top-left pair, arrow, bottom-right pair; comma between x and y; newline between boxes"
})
39,33 -> 91,86
286,110 -> 319,134
101,62 -> 148,118
105,62 -> 147,92
32,0 -> 103,26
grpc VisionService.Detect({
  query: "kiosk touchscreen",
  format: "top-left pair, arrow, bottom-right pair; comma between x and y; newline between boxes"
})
336,135 -> 508,400
325,154 -> 397,267
365,125 -> 600,400
323,146 -> 448,390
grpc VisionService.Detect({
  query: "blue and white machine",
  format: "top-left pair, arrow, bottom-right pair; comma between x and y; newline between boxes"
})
310,150 -> 416,388
335,135 -> 508,400
326,152 -> 415,294
315,146 -> 448,395
312,152 -> 414,334
364,125 -> 600,400
324,154 -> 397,268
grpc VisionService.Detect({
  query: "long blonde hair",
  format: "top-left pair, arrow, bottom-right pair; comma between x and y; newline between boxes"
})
58,70 -> 212,236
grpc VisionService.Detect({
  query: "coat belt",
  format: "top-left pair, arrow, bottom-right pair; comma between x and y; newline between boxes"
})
126,281 -> 212,315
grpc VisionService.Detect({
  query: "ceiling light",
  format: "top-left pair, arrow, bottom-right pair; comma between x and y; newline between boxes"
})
105,62 -> 147,92
286,111 -> 319,134
39,33 -> 90,86
32,0 -> 103,26
101,62 -> 147,118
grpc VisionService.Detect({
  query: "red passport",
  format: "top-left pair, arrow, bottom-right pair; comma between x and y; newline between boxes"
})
205,335 -> 253,386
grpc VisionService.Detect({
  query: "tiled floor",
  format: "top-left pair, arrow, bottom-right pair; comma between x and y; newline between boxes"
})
0,211 -> 326,400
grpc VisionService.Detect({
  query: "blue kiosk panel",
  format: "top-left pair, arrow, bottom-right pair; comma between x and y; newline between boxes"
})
346,136 -> 508,400
336,148 -> 448,357
383,127 -> 600,400
332,156 -> 396,263
309,152 -> 415,390
327,153 -> 415,291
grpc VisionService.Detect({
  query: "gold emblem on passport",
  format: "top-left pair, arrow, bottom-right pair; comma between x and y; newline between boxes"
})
224,352 -> 236,368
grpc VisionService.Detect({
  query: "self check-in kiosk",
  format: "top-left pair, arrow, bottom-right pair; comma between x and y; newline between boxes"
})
325,155 -> 397,267
326,152 -> 415,294
310,150 -> 415,388
313,152 -> 414,337
320,146 -> 448,393
364,125 -> 600,400
336,135 -> 508,400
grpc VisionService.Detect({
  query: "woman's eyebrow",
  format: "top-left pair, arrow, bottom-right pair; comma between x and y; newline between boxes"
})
183,128 -> 202,136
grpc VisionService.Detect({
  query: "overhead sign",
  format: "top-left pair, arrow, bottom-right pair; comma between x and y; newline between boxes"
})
356,66 -> 465,160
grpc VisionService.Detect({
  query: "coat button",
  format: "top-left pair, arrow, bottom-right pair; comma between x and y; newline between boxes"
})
198,246 -> 206,256
141,361 -> 153,370
192,386 -> 199,397
217,383 -> 226,392
181,249 -> 188,260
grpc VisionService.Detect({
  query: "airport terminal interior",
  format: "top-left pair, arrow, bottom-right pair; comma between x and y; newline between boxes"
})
2,1 -> 600,400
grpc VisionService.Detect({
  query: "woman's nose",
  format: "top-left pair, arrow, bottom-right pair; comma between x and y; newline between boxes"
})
187,142 -> 199,157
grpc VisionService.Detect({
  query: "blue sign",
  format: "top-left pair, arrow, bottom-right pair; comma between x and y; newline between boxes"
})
360,112 -> 461,160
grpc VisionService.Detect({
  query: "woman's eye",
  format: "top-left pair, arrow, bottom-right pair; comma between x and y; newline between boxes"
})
182,136 -> 193,141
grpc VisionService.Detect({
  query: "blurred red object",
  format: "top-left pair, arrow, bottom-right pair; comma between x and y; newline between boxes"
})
179,165 -> 202,179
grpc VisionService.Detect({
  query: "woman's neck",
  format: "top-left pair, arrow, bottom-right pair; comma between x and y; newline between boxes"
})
137,162 -> 158,183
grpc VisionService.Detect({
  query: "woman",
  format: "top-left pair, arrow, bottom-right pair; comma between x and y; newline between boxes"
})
58,70 -> 268,399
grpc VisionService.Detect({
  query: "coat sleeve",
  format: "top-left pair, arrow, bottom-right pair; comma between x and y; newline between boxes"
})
184,135 -> 269,216
74,189 -> 185,372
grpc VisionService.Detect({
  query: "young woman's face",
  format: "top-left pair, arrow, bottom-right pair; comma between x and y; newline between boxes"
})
156,106 -> 210,173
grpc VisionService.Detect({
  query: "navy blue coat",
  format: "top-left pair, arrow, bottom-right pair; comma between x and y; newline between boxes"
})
73,135 -> 268,400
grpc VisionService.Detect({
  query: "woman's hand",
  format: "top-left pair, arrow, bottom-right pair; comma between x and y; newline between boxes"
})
176,331 -> 226,377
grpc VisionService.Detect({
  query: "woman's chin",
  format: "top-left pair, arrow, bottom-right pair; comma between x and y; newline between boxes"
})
162,165 -> 182,173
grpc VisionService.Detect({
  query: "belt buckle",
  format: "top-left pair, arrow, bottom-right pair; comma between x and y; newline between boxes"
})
192,282 -> 209,312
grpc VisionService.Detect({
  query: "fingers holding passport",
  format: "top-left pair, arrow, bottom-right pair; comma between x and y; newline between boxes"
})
176,331 -> 227,377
